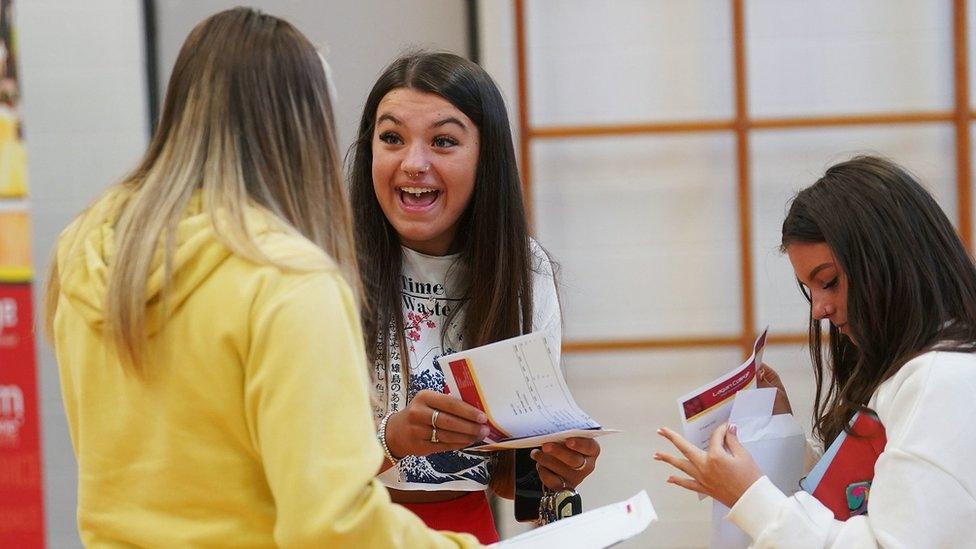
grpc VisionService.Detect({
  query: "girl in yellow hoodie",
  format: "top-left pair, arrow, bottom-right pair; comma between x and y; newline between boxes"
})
45,8 -> 479,548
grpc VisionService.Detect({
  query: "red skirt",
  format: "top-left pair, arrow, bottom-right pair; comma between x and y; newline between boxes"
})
400,490 -> 500,544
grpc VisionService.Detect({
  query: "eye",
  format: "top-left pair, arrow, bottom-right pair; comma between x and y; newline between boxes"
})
823,277 -> 839,290
432,135 -> 459,148
378,131 -> 402,145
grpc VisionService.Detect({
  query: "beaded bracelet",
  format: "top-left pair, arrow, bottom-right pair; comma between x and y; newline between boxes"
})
377,411 -> 401,469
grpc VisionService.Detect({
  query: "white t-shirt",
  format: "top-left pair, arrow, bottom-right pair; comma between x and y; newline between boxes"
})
375,240 -> 561,491
728,349 -> 976,547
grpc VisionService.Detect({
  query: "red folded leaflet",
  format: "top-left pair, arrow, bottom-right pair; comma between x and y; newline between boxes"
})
800,412 -> 887,521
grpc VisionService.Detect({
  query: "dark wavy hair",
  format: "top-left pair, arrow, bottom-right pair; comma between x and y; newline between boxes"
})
781,156 -> 976,445
348,51 -> 534,371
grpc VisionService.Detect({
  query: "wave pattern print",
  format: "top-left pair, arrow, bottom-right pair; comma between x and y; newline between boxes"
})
399,352 -> 489,485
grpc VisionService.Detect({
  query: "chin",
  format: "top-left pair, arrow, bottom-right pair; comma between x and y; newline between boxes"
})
396,228 -> 438,245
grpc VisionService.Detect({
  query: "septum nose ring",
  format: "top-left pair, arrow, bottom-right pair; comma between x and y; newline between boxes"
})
404,164 -> 430,179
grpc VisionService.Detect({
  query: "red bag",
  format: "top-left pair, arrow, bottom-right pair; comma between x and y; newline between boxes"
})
800,412 -> 887,521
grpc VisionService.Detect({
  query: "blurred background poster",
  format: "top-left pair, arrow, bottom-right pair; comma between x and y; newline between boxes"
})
0,0 -> 45,546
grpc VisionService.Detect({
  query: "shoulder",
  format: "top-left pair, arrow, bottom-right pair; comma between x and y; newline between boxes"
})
217,229 -> 353,313
528,238 -> 556,278
874,351 -> 976,439
527,238 -> 558,298
527,239 -> 561,332
56,186 -> 130,263
877,351 -> 976,402
252,227 -> 339,273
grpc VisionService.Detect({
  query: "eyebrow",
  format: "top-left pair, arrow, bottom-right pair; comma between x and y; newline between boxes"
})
376,113 -> 401,126
807,262 -> 834,280
431,117 -> 468,132
375,113 -> 468,133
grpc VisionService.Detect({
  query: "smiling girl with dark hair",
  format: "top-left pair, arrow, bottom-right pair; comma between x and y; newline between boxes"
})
349,51 -> 601,542
656,156 -> 976,547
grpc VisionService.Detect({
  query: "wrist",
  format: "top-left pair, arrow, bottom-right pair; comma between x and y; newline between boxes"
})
729,470 -> 763,506
727,476 -> 787,540
377,411 -> 402,465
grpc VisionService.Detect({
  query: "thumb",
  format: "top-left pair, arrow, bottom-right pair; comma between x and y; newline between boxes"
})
725,423 -> 747,456
757,366 -> 771,387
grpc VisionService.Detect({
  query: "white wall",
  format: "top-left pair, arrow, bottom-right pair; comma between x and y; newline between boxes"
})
151,0 -> 469,155
481,1 -> 960,546
18,1 -> 149,547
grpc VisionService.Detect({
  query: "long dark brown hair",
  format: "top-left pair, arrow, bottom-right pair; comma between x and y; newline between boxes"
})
781,156 -> 976,445
349,51 -> 534,369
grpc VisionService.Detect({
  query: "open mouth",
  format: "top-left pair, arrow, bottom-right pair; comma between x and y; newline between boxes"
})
398,186 -> 440,209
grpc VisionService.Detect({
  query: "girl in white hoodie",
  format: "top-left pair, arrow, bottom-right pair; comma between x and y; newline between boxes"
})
656,156 -> 976,548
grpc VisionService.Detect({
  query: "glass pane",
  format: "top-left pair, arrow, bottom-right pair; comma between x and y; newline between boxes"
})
527,0 -> 733,126
748,0 -> 953,117
533,134 -> 741,340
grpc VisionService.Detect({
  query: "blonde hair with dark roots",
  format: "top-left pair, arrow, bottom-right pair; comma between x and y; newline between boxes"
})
45,8 -> 360,374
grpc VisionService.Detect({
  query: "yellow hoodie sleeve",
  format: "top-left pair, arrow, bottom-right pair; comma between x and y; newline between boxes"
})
242,270 -> 481,548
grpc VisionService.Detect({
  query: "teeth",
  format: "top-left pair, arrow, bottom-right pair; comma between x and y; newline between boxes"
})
400,187 -> 436,197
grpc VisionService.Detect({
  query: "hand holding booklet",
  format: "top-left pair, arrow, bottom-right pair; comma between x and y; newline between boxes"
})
672,328 -> 806,548
439,332 -> 619,451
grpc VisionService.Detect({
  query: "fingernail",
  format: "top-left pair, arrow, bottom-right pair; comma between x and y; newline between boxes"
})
656,428 -> 664,435
530,449 -> 540,460
652,453 -> 660,460
567,439 -> 577,449
477,413 -> 487,423
729,423 -> 738,435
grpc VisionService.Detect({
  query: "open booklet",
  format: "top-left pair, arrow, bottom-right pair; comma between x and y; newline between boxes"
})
676,327 -> 768,449
440,332 -> 619,451
492,490 -> 657,548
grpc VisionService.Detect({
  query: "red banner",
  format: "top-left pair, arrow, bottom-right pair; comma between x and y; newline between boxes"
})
0,0 -> 43,545
680,330 -> 767,421
0,283 -> 44,547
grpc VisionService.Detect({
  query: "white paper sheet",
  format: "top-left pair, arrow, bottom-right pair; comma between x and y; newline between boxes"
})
728,387 -> 776,425
440,332 -> 616,447
492,490 -> 657,548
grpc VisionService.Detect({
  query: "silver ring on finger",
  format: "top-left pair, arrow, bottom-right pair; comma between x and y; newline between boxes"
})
572,456 -> 587,471
430,426 -> 439,444
431,409 -> 439,428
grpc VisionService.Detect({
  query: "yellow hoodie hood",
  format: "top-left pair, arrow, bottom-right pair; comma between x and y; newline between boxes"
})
55,189 -> 234,336
55,189 -> 330,336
